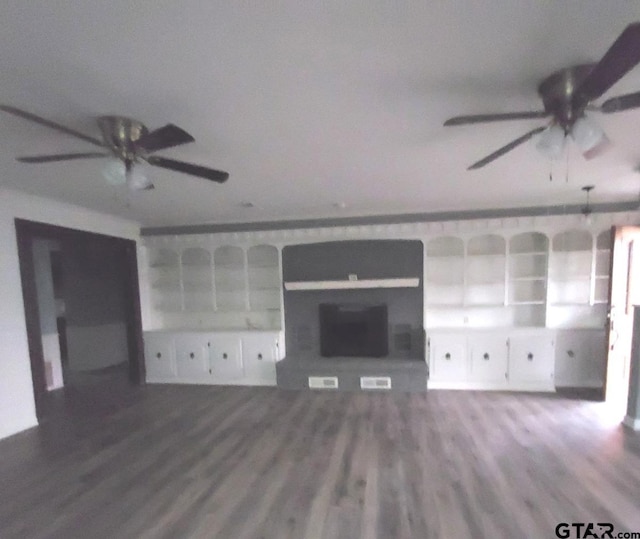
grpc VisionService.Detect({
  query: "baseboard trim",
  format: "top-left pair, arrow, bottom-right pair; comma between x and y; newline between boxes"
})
555,381 -> 603,389
428,380 -> 556,392
622,415 -> 640,430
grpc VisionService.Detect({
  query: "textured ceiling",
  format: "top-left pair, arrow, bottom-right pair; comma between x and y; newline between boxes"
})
1,1 -> 640,226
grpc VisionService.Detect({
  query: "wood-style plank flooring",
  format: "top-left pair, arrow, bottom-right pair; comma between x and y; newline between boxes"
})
1,377 -> 640,538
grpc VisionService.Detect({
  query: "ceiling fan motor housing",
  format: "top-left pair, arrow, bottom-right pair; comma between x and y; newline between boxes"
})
97,116 -> 149,162
537,64 -> 595,130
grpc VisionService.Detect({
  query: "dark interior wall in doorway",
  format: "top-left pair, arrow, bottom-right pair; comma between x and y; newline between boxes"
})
62,238 -> 129,372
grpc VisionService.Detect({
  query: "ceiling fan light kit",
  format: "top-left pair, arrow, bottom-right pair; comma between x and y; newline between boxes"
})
536,125 -> 566,160
444,22 -> 640,169
102,158 -> 128,186
0,106 -> 229,190
101,157 -> 154,191
571,116 -> 605,152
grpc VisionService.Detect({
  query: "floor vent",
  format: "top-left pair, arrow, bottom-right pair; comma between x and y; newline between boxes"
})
360,376 -> 392,390
308,376 -> 338,389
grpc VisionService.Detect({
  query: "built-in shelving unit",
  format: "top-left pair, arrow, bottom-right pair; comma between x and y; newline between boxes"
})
214,245 -> 247,312
594,230 -> 611,304
508,232 -> 548,327
148,247 -> 182,312
425,236 -> 464,328
181,247 -> 214,312
248,245 -> 281,311
546,229 -> 608,328
548,230 -> 592,305
140,212 -> 635,391
465,234 -> 506,306
144,243 -> 283,329
426,236 -> 464,306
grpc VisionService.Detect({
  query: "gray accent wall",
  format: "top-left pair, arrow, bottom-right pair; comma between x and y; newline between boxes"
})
282,240 -> 424,360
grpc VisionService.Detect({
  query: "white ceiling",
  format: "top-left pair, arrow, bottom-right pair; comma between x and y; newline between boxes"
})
1,1 -> 640,227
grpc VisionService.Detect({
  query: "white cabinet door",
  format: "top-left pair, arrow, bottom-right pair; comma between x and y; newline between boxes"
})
509,333 -> 555,387
429,335 -> 468,382
554,329 -> 606,388
175,334 -> 210,380
210,336 -> 243,381
144,333 -> 176,381
469,334 -> 509,384
241,334 -> 277,384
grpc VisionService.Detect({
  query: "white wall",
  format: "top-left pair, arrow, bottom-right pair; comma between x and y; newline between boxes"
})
0,187 -> 139,440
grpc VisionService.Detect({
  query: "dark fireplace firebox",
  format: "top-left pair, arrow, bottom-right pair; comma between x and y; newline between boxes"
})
319,303 -> 388,357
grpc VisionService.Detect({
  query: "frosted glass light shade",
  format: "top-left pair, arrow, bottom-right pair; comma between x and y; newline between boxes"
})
101,158 -> 153,190
102,159 -> 127,185
126,165 -> 153,190
536,124 -> 566,160
572,116 -> 605,153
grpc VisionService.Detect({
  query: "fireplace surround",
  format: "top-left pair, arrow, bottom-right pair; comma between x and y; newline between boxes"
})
282,240 -> 424,365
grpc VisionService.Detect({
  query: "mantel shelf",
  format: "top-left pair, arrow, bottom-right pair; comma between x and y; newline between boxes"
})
284,277 -> 420,291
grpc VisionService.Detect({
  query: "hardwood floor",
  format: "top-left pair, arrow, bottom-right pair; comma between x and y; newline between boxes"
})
1,382 -> 639,539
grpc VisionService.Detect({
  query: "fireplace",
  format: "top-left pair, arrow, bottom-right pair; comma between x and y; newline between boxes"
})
319,303 -> 388,358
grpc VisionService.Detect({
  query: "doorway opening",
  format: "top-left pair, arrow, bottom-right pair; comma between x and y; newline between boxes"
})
15,219 -> 145,420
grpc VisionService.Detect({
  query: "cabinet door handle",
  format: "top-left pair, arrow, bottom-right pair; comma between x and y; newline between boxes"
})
483,353 -> 490,360
156,352 -> 162,359
189,352 -> 195,359
445,352 -> 451,360
223,353 -> 228,359
527,352 -> 534,361
257,353 -> 263,360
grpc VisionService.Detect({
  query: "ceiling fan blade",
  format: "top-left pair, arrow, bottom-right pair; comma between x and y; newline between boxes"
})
575,22 -> 640,104
146,156 -> 229,183
600,91 -> 640,113
0,105 -> 105,147
136,124 -> 195,152
444,111 -> 548,126
467,126 -> 546,170
16,152 -> 109,163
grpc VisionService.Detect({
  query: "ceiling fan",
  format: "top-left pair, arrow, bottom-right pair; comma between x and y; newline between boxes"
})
444,22 -> 640,170
0,105 -> 229,189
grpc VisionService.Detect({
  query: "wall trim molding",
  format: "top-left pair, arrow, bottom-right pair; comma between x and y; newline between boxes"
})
142,201 -> 639,236
622,415 -> 640,430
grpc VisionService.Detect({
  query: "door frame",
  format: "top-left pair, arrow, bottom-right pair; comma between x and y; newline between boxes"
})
14,218 -> 145,418
603,225 -> 640,403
